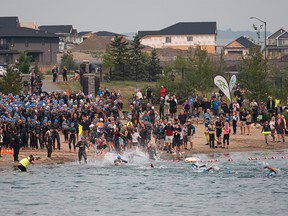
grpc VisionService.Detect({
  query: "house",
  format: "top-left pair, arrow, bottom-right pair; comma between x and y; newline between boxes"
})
0,17 -> 59,65
267,28 -> 288,59
223,36 -> 259,56
39,25 -> 81,50
138,22 -> 217,53
78,31 -> 94,41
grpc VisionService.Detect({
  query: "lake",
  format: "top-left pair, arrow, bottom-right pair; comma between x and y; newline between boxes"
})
1,149 -> 287,216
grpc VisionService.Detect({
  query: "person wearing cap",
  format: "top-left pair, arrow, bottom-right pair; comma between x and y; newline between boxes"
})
17,155 -> 35,172
68,122 -> 77,151
76,136 -> 89,164
114,155 -> 128,165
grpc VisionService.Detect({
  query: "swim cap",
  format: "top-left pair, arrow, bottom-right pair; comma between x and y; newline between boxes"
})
117,155 -> 121,159
81,136 -> 85,139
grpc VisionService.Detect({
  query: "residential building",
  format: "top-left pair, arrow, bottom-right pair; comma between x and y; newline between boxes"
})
0,17 -> 59,65
224,36 -> 259,56
267,28 -> 288,59
138,22 -> 217,53
39,25 -> 81,50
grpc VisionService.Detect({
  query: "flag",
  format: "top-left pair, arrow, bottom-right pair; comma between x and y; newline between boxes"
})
214,75 -> 231,102
78,124 -> 83,135
229,75 -> 237,92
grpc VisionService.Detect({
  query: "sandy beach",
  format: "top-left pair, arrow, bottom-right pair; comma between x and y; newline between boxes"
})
1,122 -> 287,171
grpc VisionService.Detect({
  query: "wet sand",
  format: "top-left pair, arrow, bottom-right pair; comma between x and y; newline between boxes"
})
1,123 -> 287,171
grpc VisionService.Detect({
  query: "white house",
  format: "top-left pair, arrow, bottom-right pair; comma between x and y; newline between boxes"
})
138,22 -> 217,54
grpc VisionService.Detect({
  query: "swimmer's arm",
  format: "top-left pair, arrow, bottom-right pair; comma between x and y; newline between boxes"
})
121,159 -> 128,163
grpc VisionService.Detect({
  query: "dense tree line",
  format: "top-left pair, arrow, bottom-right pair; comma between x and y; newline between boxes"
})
102,35 -> 162,81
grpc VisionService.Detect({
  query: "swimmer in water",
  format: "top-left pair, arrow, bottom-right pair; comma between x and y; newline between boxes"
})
150,163 -> 154,168
191,163 -> 216,172
264,165 -> 278,176
114,155 -> 128,165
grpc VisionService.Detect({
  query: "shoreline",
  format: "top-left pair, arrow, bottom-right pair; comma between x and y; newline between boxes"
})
1,125 -> 288,171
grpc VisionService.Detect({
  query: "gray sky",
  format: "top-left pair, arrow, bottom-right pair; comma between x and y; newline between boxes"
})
2,0 -> 287,33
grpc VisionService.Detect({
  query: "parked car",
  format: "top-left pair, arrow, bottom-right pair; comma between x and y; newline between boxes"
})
0,66 -> 7,77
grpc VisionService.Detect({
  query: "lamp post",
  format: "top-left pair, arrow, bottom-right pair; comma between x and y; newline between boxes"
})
250,16 -> 267,60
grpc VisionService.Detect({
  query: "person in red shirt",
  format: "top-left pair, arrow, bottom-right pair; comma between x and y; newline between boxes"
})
160,86 -> 166,98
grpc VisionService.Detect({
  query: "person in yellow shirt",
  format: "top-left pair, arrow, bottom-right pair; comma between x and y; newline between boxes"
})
17,155 -> 35,172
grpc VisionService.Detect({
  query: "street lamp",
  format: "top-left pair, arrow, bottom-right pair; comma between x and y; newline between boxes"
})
250,16 -> 267,60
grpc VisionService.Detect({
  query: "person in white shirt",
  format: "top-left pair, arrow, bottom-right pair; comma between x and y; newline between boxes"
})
136,89 -> 143,100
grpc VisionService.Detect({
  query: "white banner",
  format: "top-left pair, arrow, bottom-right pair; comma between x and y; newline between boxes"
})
229,75 -> 237,92
214,75 -> 231,102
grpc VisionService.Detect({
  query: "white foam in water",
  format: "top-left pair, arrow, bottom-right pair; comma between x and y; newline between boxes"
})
99,148 -> 151,166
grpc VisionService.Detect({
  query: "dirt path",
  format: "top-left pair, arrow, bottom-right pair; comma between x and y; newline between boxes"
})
42,75 -> 62,92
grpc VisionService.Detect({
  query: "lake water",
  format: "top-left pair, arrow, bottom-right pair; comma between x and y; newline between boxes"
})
1,149 -> 288,216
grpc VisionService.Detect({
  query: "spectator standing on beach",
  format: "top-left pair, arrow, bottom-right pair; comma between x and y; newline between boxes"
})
250,99 -> 258,125
201,97 -> 211,114
267,96 -> 275,115
168,95 -> 177,119
269,116 -> 276,142
207,121 -> 215,149
262,121 -> 271,144
246,110 -> 252,135
62,66 -> 68,84
232,111 -> 238,135
222,122 -> 230,148
215,116 -> 222,146
211,96 -> 220,117
275,114 -> 285,143
258,101 -> 265,124
239,108 -> 247,135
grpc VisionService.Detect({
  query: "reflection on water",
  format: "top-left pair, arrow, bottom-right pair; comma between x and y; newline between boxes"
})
1,150 -> 288,216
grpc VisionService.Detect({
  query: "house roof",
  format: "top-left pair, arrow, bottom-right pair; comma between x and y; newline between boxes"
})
235,36 -> 258,48
78,31 -> 92,37
38,25 -> 74,34
267,28 -> 286,39
72,35 -> 114,52
277,31 -> 288,39
94,31 -> 124,37
138,22 -> 217,37
224,36 -> 258,49
0,27 -> 59,38
0,17 -> 19,28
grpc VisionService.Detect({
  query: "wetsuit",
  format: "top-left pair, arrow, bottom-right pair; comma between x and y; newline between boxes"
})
76,140 -> 89,164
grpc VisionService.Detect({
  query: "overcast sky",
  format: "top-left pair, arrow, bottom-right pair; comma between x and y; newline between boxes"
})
2,0 -> 287,33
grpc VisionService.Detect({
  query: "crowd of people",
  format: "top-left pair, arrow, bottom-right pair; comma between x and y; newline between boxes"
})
0,84 -> 287,165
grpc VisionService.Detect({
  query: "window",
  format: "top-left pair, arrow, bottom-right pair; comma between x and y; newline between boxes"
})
187,36 -> 193,42
165,37 -> 172,43
11,39 -> 14,47
25,40 -> 29,47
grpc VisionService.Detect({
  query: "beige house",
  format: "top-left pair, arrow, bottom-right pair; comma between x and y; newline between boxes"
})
138,22 -> 217,54
224,36 -> 259,56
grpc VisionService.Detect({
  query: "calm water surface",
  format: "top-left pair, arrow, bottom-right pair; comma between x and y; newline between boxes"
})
1,150 -> 288,216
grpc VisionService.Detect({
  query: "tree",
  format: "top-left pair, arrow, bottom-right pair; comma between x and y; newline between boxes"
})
15,51 -> 32,74
110,36 -> 129,80
189,46 -> 214,92
238,46 -> 271,101
0,69 -> 22,94
60,52 -> 78,71
129,34 -> 146,81
147,49 -> 162,81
